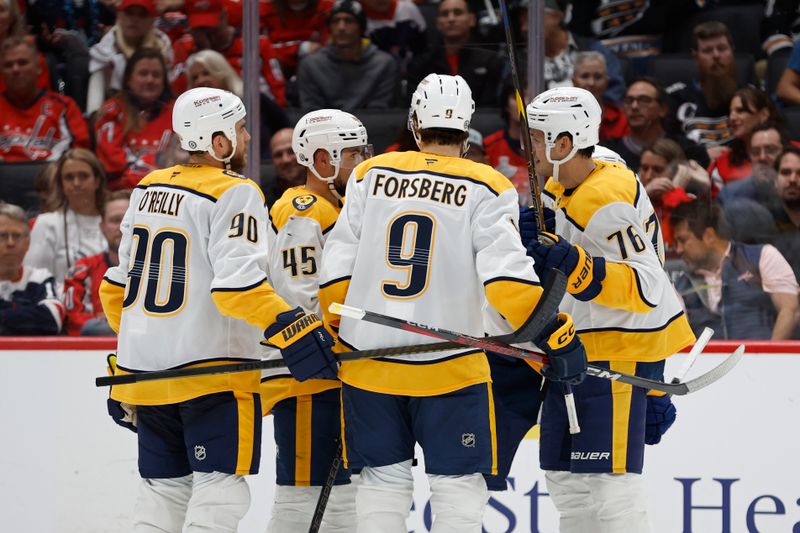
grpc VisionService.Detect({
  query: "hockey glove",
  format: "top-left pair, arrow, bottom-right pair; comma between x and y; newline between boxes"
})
645,393 -> 677,445
526,232 -> 606,301
534,313 -> 587,385
518,206 -> 556,247
263,307 -> 338,381
106,354 -> 137,433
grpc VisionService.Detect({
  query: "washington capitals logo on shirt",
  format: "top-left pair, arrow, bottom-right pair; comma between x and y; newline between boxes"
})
293,195 -> 317,211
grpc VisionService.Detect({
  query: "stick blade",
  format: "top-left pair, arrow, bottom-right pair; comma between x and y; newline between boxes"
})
682,344 -> 745,395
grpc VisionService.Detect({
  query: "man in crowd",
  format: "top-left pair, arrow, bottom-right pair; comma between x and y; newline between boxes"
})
264,128 -> 307,207
607,77 -> 709,172
0,37 -> 89,162
297,0 -> 398,110
62,190 -> 131,336
772,146 -> 800,285
0,203 -> 64,335
671,200 -> 799,340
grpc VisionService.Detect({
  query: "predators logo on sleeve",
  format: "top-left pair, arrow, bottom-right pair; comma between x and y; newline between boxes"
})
292,195 -> 317,211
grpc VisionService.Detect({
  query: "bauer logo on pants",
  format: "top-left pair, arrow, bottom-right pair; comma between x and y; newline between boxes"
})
195,445 -> 206,461
462,433 -> 476,448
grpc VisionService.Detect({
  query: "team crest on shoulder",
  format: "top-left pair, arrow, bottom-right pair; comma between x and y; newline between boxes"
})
293,194 -> 317,211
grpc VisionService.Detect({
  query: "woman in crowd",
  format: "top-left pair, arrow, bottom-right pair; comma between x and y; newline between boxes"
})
186,49 -> 289,159
87,0 -> 174,115
94,47 -> 174,190
25,149 -> 107,285
708,87 -> 781,189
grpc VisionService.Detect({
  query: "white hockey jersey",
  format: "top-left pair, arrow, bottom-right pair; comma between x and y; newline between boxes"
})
319,151 -> 545,397
542,159 -> 695,361
261,186 -> 342,413
99,164 -> 292,405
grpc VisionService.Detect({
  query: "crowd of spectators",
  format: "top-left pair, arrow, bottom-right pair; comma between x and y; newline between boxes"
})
0,0 -> 799,340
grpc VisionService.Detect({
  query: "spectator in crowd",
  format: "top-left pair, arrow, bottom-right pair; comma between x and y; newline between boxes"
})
264,128 -> 307,206
25,149 -> 107,285
571,51 -> 628,142
362,0 -> 427,73
0,0 -> 52,95
0,203 -> 64,335
186,49 -> 290,159
708,88 -> 781,189
772,147 -> 800,283
761,0 -> 799,57
171,0 -> 287,106
667,21 -> 740,150
0,37 -> 90,163
484,80 -> 529,205
62,190 -> 131,336
776,39 -> 800,107
671,200 -> 800,340
261,0 -> 333,77
717,122 -> 788,206
94,47 -> 174,190
639,138 -> 710,245
464,128 -> 487,164
87,0 -> 174,115
407,0 -> 501,106
521,0 -> 624,103
606,77 -> 709,173
25,0 -> 117,111
297,0 -> 398,110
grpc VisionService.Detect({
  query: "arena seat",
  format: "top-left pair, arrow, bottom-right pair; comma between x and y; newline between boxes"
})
0,161 -> 49,215
647,53 -> 756,90
782,106 -> 800,142
666,3 -> 765,57
766,48 -> 791,98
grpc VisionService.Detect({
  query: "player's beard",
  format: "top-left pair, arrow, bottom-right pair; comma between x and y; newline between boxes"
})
699,62 -> 738,112
229,149 -> 247,174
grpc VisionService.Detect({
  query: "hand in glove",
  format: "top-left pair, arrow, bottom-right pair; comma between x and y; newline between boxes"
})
645,393 -> 677,445
263,307 -> 338,381
106,354 -> 137,433
526,232 -> 606,301
533,313 -> 587,385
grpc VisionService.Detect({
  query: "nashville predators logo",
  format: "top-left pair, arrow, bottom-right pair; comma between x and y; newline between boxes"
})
293,195 -> 317,211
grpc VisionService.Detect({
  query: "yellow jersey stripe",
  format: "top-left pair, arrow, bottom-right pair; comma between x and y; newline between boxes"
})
486,382 -> 499,476
211,279 -> 293,331
593,263 -> 657,313
234,391 -> 256,475
484,279 -> 545,330
260,376 -> 341,415
610,361 -> 636,473
139,164 -> 265,204
99,278 -> 125,334
295,395 -> 313,486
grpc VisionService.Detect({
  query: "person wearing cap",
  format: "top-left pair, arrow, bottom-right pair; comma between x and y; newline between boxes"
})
297,0 -> 399,111
170,0 -> 287,106
464,128 -> 487,164
87,0 -> 174,115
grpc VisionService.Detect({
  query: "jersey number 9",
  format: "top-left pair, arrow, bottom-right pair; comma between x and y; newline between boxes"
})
382,212 -> 435,299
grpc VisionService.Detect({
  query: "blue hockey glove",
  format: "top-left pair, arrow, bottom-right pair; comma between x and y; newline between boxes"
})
526,232 -> 606,301
534,313 -> 587,385
645,394 -> 677,445
263,307 -> 338,381
519,206 -> 555,247
106,354 -> 137,433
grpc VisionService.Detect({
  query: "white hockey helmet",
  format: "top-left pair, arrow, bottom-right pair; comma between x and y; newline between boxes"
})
292,109 -> 370,197
408,73 -> 475,142
172,87 -> 246,165
526,86 -> 601,181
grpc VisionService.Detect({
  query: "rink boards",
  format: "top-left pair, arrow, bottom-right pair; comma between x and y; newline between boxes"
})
0,339 -> 798,533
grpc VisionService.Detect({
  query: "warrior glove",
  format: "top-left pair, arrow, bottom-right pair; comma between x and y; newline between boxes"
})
645,393 -> 677,445
263,307 -> 338,381
526,232 -> 606,301
106,354 -> 137,433
534,313 -> 587,385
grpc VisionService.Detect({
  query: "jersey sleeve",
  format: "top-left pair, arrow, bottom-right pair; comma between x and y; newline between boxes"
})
319,175 -> 363,335
584,201 -> 667,313
473,186 -> 544,330
267,214 -> 327,314
208,182 -> 292,330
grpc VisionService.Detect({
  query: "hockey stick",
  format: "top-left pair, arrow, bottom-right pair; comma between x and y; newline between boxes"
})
308,439 -> 343,533
329,304 -> 745,396
671,327 -> 713,384
95,270 -> 567,388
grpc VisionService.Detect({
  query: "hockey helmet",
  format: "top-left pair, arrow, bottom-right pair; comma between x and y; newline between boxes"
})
408,73 -> 475,134
172,87 -> 246,165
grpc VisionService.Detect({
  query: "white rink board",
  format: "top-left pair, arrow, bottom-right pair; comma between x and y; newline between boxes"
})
1,349 -> 798,533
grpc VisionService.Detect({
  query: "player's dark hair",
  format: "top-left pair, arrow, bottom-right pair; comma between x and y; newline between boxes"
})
555,132 -> 594,158
419,127 -> 469,146
187,131 -> 227,156
669,199 -> 731,240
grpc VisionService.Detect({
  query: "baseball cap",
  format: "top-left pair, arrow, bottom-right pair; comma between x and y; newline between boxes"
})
186,0 -> 224,28
467,128 -> 484,151
328,0 -> 367,31
119,0 -> 157,17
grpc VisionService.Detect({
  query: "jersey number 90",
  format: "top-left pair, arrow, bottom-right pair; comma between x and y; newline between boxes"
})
382,212 -> 436,299
123,225 -> 189,315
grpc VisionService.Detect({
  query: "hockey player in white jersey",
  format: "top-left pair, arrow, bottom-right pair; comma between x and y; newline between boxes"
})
98,87 -> 339,533
318,73 -> 588,532
520,86 -> 696,533
262,109 -> 371,532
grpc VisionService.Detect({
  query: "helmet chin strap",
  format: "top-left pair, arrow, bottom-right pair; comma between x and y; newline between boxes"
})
208,133 -> 238,170
309,160 -> 343,200
545,143 -> 579,183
